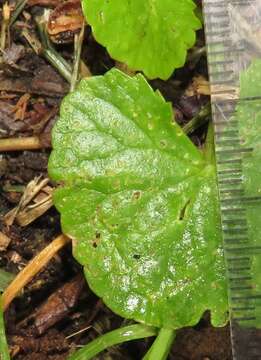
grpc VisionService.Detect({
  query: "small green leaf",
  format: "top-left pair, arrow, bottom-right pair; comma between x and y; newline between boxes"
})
49,69 -> 228,329
81,0 -> 201,79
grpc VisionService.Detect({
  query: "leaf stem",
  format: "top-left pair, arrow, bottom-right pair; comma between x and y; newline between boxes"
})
142,328 -> 176,360
0,298 -> 10,360
36,18 -> 72,73
36,19 -> 72,82
22,25 -> 72,83
67,324 -> 157,360
182,103 -> 211,135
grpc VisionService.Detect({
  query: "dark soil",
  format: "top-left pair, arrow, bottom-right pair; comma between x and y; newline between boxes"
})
0,1 -> 233,359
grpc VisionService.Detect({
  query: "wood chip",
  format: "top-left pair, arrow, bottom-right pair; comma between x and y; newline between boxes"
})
4,177 -> 50,226
16,195 -> 53,227
34,275 -> 85,335
13,93 -> 31,121
0,231 -> 11,251
185,75 -> 211,97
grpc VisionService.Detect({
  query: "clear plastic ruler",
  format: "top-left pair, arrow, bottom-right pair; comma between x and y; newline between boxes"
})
202,0 -> 261,359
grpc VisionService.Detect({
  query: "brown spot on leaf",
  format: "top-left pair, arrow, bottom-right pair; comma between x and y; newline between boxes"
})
132,191 -> 141,200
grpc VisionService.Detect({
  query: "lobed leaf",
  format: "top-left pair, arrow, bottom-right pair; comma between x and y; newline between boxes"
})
49,69 -> 228,329
81,0 -> 201,79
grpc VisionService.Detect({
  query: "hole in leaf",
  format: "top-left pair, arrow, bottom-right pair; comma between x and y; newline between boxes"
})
133,254 -> 141,260
92,241 -> 98,248
179,199 -> 190,220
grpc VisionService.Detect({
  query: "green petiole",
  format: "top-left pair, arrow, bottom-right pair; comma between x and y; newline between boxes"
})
0,297 -> 10,360
142,328 -> 176,360
67,324 -> 157,360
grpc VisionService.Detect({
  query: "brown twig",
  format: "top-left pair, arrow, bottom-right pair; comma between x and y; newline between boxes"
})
0,136 -> 48,151
2,234 -> 71,311
0,2 -> 10,51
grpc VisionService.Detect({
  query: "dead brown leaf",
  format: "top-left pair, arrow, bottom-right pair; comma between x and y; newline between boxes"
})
34,275 -> 85,335
48,0 -> 84,44
13,93 -> 31,121
0,231 -> 11,251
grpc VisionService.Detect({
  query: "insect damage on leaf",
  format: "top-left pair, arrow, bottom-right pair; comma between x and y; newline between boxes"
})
81,0 -> 201,80
48,68 -> 228,329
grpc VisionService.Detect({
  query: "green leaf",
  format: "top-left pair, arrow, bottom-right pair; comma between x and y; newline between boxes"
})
81,0 -> 201,80
48,68 -> 228,329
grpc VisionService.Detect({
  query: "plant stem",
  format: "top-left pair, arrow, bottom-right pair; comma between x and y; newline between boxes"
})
70,23 -> 85,92
2,234 -> 70,310
36,19 -> 72,78
9,0 -> 27,27
142,328 -> 176,360
67,324 -> 157,360
0,3 -> 10,51
182,103 -> 211,135
22,25 -> 72,83
43,47 -> 72,82
0,136 -> 46,151
0,298 -> 10,360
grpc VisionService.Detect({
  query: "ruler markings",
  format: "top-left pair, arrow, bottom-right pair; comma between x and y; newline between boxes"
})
227,257 -> 251,262
216,140 -> 241,146
214,96 -> 261,104
205,29 -> 230,36
209,48 -> 244,56
203,0 -> 261,358
216,147 -> 253,154
209,70 -> 234,77
223,219 -> 247,225
229,276 -> 252,281
207,39 -> 232,46
231,295 -> 261,301
218,170 -> 242,176
217,159 -> 242,164
230,287 -> 253,292
218,180 -> 243,186
233,316 -> 256,321
215,131 -> 239,136
208,60 -> 234,66
228,267 -> 251,272
225,246 -> 261,252
214,119 -> 238,125
221,196 -> 261,204
232,307 -> 255,311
